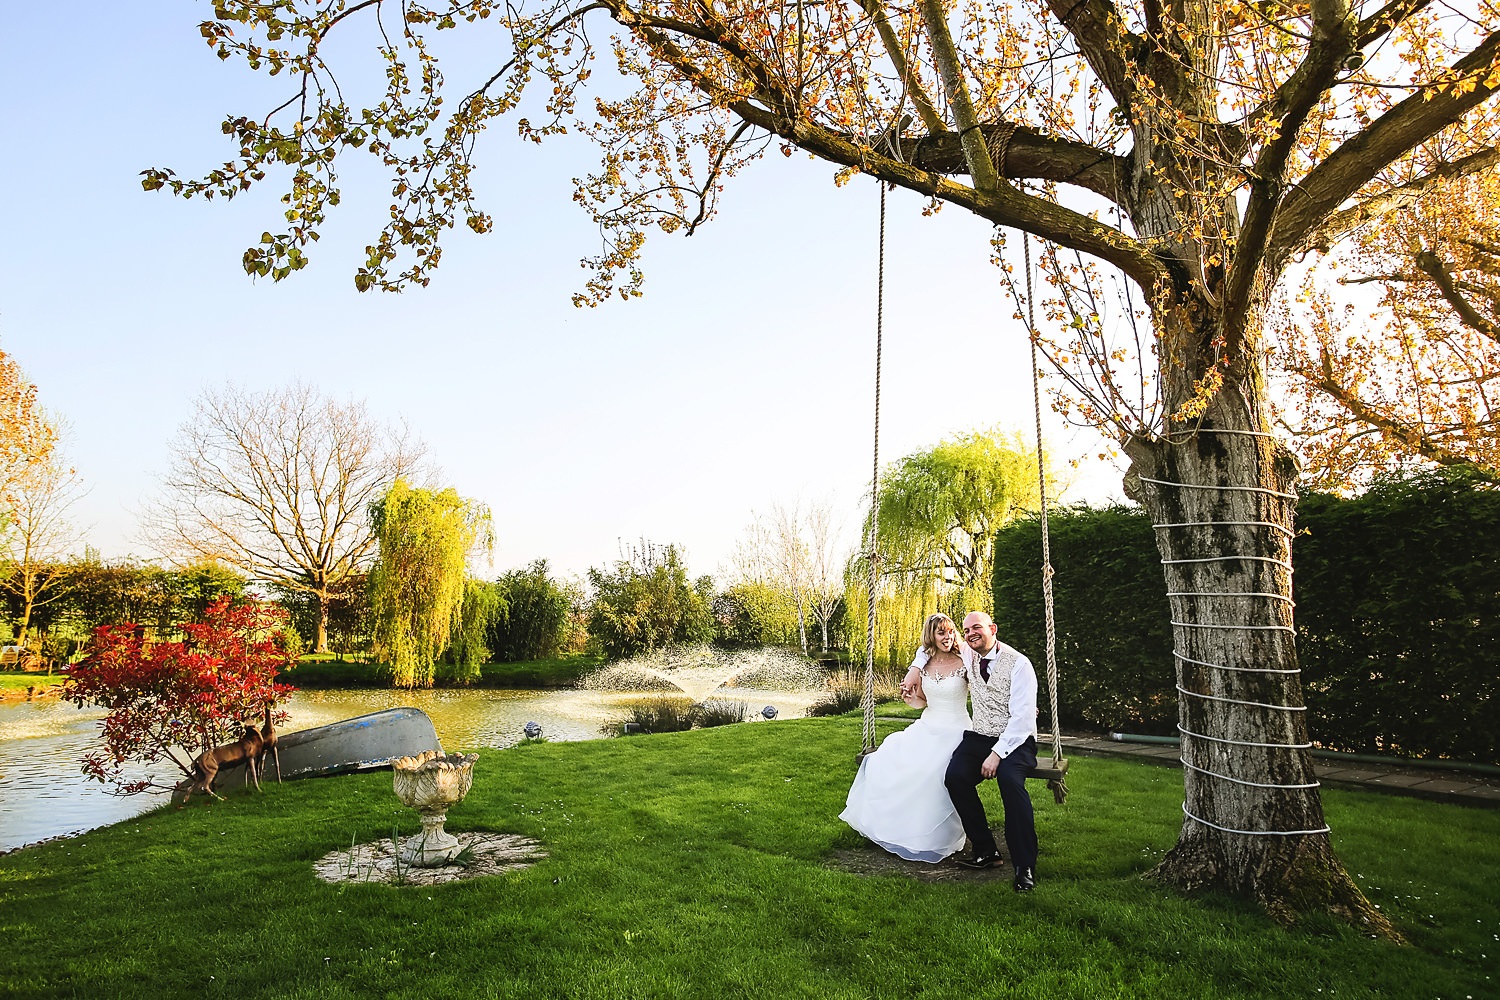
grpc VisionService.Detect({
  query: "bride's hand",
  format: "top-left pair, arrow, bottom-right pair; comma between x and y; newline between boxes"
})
899,668 -> 926,706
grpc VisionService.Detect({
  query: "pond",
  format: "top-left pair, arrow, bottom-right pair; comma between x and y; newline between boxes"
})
0,683 -> 825,853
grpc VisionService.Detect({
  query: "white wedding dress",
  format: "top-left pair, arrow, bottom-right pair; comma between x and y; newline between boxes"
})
838,662 -> 971,862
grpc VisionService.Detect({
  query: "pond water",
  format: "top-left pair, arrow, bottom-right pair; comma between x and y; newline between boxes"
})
0,684 -> 823,853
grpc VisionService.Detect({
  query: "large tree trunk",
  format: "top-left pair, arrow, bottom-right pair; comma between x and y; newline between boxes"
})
314,590 -> 330,654
19,596 -> 34,644
1123,360 -> 1394,934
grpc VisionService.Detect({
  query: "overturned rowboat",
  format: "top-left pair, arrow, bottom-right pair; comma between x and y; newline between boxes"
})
188,707 -> 444,793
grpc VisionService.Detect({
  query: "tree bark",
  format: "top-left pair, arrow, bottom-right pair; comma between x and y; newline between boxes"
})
315,590 -> 330,654
1123,350 -> 1394,934
794,587 -> 808,654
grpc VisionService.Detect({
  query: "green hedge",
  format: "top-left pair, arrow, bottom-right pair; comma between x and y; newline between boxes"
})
991,467 -> 1498,763
1295,470 -> 1499,762
992,503 -> 1175,737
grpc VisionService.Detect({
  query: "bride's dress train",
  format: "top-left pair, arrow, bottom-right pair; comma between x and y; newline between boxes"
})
838,666 -> 970,862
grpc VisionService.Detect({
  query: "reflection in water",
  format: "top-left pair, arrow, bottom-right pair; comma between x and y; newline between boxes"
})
0,684 -> 822,852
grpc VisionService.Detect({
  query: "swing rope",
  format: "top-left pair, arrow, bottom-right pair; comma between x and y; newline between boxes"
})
861,182 -> 887,756
1021,230 -> 1069,804
858,188 -> 1070,804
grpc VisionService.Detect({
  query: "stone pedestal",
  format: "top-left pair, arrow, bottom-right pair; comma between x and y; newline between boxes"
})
392,750 -> 479,867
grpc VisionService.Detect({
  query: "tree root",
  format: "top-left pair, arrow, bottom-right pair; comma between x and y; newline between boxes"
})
1148,837 -> 1403,942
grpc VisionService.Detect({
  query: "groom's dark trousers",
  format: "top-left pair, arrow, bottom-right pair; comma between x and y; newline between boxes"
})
945,733 -> 1038,869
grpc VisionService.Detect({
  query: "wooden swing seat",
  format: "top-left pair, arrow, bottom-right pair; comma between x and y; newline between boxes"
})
1027,758 -> 1068,782
854,745 -> 1069,783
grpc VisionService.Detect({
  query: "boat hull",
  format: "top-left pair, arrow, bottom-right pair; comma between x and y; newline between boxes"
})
186,707 -> 444,793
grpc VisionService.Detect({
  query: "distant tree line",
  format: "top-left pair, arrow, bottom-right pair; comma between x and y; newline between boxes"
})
2,553 -> 258,662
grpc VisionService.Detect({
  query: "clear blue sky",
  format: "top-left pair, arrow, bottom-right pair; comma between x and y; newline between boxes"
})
0,3 -> 1124,582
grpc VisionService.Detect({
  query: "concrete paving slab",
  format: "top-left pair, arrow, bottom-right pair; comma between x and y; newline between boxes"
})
1363,773 -> 1430,788
1406,779 -> 1480,794
1318,768 -> 1385,782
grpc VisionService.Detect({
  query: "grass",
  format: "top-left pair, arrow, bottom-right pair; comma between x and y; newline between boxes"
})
1,717 -> 1496,1000
0,671 -> 65,694
278,654 -> 603,689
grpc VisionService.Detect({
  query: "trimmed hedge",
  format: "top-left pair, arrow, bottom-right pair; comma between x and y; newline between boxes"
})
1295,470 -> 1499,762
992,503 -> 1175,737
991,467 -> 1498,763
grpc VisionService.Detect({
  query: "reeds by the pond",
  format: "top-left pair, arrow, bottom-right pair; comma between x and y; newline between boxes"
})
610,696 -> 752,734
804,667 -> 902,717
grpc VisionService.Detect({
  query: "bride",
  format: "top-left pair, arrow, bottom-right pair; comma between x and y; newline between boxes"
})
839,612 -> 972,862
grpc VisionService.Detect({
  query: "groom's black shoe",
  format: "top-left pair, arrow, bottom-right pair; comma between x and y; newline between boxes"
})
957,853 -> 1003,870
1013,867 -> 1036,892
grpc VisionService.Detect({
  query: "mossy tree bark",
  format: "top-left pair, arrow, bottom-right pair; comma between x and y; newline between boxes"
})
1123,344 -> 1393,932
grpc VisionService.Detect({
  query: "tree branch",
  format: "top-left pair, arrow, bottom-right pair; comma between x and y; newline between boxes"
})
852,0 -> 946,134
1314,365 -> 1483,468
917,0 -> 1001,192
1414,248 -> 1500,343
1273,27 -> 1500,261
1223,0 -> 1360,332
1355,0 -> 1431,48
1308,149 -> 1500,251
610,3 -> 1167,291
1044,0 -> 1141,113
908,124 -> 1128,204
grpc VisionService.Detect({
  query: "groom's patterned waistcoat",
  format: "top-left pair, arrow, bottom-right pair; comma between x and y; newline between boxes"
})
970,643 -> 1019,738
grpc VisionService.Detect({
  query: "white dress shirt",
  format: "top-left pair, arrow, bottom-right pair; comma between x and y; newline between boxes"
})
912,641 -> 1037,759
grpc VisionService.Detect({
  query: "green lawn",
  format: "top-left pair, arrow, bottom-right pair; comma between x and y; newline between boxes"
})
278,654 -> 604,689
0,671 -> 63,693
1,717 -> 1494,999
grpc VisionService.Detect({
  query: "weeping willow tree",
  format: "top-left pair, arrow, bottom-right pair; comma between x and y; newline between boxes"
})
368,480 -> 494,687
449,579 -> 505,683
844,428 -> 1049,664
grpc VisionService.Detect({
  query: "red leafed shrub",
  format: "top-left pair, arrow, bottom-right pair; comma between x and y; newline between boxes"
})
66,596 -> 296,794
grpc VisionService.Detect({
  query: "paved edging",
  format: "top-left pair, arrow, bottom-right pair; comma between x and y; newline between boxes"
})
1055,735 -> 1500,808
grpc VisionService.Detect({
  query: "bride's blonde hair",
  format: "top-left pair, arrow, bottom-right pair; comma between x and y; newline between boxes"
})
920,613 -> 960,657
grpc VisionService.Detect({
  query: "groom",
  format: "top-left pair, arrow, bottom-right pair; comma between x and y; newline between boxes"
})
947,611 -> 1039,892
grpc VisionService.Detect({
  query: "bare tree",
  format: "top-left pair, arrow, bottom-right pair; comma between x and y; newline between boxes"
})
0,424 -> 86,643
768,504 -> 811,654
140,383 -> 425,652
729,500 -> 847,654
802,502 -> 847,653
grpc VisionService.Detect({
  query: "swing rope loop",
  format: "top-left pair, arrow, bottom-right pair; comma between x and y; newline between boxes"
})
1022,229 -> 1068,804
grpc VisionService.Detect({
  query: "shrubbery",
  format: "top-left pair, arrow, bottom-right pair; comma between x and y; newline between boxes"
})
487,560 -> 575,662
9,555 -> 250,652
1294,468 -> 1499,761
64,597 -> 295,794
711,582 -> 798,648
992,503 -> 1174,735
587,542 -> 714,660
991,467 -> 1498,762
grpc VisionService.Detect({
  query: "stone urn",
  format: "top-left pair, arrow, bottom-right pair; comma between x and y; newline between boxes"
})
391,750 -> 479,866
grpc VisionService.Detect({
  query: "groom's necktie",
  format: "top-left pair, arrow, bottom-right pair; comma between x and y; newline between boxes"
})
979,657 -> 992,682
